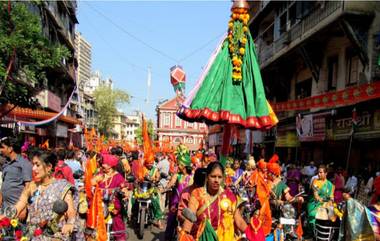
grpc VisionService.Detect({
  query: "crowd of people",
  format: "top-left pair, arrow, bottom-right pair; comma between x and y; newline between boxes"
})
0,136 -> 379,241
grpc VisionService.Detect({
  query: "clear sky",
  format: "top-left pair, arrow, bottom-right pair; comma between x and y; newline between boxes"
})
77,0 -> 231,121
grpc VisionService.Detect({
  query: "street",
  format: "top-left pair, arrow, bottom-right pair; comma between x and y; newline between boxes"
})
126,223 -> 165,241
1,0 -> 380,240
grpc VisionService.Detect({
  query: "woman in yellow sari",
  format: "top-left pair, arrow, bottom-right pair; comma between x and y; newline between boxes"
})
179,162 -> 247,241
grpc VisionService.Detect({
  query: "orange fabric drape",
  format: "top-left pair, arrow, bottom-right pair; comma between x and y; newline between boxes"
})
86,186 -> 107,241
84,155 -> 97,200
86,185 -> 98,229
95,186 -> 107,241
250,170 -> 272,236
142,117 -> 154,165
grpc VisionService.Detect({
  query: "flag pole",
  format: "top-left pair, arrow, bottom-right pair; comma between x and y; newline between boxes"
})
346,108 -> 357,170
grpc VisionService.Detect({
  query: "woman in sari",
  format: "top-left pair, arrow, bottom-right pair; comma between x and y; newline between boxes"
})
368,194 -> 380,240
179,162 -> 247,241
333,167 -> 345,203
9,151 -> 83,240
165,154 -> 193,240
307,165 -> 334,229
286,164 -> 301,197
92,154 -> 127,241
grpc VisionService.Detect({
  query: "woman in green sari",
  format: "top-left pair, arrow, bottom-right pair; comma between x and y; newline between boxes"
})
307,165 -> 335,228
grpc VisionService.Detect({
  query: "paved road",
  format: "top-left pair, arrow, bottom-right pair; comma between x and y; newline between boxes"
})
126,221 -> 166,241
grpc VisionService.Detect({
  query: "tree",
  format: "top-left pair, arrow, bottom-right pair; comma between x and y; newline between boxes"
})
93,84 -> 130,137
0,2 -> 70,113
135,119 -> 155,145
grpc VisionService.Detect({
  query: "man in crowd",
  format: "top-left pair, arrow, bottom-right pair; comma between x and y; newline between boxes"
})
0,137 -> 32,214
54,148 -> 75,185
302,161 -> 317,178
345,170 -> 358,196
156,152 -> 170,211
64,150 -> 83,189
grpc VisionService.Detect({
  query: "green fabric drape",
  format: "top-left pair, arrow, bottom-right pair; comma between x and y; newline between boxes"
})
339,198 -> 376,241
187,32 -> 271,124
151,193 -> 163,220
199,220 -> 218,241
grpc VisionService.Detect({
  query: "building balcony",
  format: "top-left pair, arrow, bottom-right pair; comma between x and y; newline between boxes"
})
43,2 -> 75,50
257,1 -> 345,68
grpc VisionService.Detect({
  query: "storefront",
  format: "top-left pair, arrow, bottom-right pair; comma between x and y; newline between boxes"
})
275,124 -> 300,164
326,105 -> 380,171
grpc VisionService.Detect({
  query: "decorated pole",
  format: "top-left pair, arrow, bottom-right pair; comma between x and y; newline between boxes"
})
175,0 -> 278,167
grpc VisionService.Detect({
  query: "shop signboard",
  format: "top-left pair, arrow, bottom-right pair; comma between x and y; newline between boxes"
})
331,110 -> 380,140
276,131 -> 299,147
296,114 -> 326,142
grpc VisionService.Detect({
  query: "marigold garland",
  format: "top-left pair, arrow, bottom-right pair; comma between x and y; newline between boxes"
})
228,7 -> 250,84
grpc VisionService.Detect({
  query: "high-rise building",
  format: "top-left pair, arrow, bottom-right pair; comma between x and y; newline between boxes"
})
75,32 -> 92,88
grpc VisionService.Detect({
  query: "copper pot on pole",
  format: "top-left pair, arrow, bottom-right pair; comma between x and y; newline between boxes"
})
231,0 -> 249,10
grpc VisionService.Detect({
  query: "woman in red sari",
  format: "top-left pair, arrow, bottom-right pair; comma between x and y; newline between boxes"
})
179,162 -> 247,241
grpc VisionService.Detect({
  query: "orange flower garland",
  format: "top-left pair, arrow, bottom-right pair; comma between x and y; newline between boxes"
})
228,7 -> 250,84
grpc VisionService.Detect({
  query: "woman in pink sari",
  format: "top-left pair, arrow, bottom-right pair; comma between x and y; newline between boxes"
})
92,154 -> 127,241
333,167 -> 345,203
286,164 -> 301,196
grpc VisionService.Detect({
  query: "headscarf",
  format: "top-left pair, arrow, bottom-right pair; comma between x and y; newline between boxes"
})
257,159 -> 267,171
144,152 -> 155,166
267,162 -> 281,176
102,154 -> 118,167
175,144 -> 191,167
268,154 -> 279,164
247,156 -> 256,169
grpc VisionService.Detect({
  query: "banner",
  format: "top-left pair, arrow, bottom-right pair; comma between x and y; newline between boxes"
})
272,82 -> 380,112
296,114 -> 326,142
276,131 -> 299,147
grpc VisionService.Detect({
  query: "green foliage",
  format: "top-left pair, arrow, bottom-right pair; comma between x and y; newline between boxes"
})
135,119 -> 155,145
93,85 -> 130,137
0,2 -> 71,108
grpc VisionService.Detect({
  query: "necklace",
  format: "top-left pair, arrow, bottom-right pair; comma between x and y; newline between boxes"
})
104,172 -> 115,188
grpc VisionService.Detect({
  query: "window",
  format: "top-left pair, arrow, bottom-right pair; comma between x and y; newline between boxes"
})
327,56 -> 338,91
164,113 -> 170,126
296,78 -> 312,99
175,116 -> 181,127
346,49 -> 360,85
174,137 -> 182,143
186,137 -> 194,144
